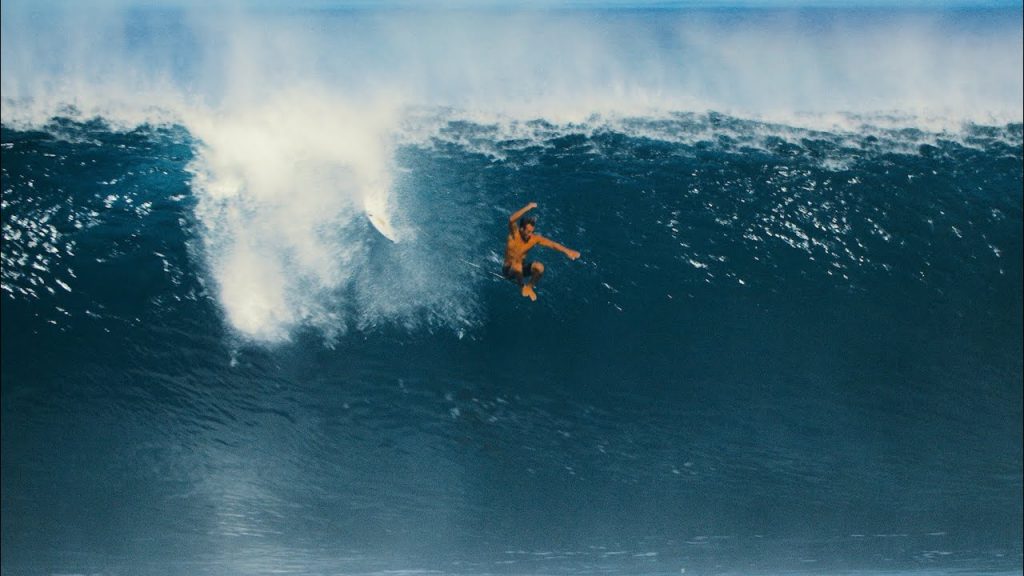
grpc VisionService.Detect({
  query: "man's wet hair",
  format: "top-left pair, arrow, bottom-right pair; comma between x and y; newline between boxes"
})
519,216 -> 536,229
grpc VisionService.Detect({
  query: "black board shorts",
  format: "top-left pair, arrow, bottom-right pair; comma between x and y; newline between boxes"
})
502,261 -> 534,283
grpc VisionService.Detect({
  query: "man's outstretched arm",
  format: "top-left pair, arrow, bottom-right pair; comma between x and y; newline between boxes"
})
536,235 -> 580,260
509,202 -> 538,232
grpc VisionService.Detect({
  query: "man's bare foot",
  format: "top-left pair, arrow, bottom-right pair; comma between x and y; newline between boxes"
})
521,284 -> 537,301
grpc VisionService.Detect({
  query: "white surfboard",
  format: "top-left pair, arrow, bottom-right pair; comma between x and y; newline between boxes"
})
366,210 -> 397,243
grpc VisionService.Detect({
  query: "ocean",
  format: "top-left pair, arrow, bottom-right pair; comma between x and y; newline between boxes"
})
1,3 -> 1021,575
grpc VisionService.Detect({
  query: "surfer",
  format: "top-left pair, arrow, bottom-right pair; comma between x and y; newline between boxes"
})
504,202 -> 580,301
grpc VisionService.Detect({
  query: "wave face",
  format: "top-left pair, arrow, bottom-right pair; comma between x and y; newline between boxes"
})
2,3 -> 1023,576
3,111 -> 1021,576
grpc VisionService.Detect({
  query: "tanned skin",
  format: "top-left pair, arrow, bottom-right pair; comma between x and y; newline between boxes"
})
504,202 -> 580,301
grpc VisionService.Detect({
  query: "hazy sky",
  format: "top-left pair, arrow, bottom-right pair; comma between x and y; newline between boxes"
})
7,0 -> 1023,8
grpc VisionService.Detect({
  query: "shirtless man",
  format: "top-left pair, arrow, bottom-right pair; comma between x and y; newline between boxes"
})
503,202 -> 580,301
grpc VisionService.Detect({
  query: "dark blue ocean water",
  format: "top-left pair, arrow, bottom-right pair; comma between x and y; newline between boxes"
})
2,112 -> 1021,576
2,3 -> 1023,575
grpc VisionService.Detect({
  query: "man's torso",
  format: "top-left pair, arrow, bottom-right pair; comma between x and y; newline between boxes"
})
504,231 -> 537,269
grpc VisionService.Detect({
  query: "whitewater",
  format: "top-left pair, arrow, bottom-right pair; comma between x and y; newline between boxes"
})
2,2 -> 1021,575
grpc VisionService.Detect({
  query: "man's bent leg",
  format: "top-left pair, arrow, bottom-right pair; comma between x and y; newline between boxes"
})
527,262 -> 545,286
522,262 -> 544,301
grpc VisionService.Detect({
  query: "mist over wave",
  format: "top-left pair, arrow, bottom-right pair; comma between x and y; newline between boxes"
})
2,2 -> 1022,124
